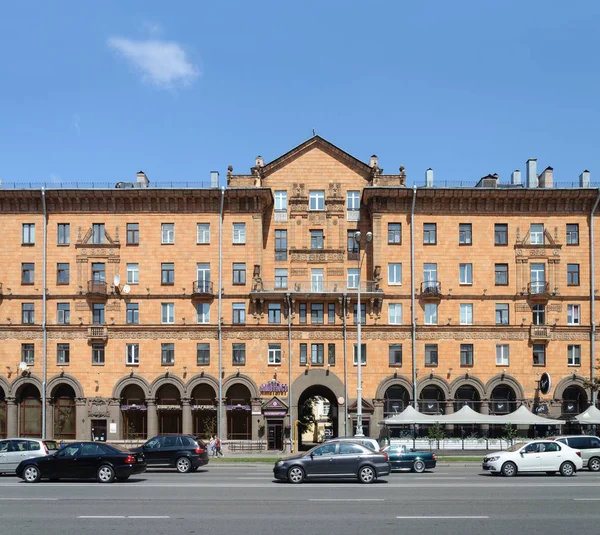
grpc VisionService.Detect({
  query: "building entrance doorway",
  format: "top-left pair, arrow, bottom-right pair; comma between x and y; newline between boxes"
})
297,385 -> 338,450
267,419 -> 283,450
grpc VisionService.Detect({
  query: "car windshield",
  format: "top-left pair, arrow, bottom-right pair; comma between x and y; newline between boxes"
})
44,441 -> 58,450
507,442 -> 528,452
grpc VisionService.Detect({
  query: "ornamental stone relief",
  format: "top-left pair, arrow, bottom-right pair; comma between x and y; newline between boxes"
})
223,331 -> 288,340
327,268 -> 344,276
417,331 -> 528,340
308,213 -> 325,225
290,251 -> 344,263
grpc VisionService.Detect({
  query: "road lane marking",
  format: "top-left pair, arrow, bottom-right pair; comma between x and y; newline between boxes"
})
0,498 -> 59,501
127,516 -> 170,519
309,499 -> 385,502
78,516 -> 125,519
397,516 -> 489,519
574,498 -> 600,501
78,516 -> 169,519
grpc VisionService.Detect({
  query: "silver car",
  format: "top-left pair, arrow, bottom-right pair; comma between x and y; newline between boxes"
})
551,435 -> 600,472
326,436 -> 383,452
0,438 -> 59,475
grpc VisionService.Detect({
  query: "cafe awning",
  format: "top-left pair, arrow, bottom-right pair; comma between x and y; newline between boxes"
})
575,405 -> 600,425
381,406 -> 436,425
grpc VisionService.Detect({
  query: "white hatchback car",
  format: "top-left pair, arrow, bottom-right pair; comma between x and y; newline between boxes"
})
482,440 -> 583,477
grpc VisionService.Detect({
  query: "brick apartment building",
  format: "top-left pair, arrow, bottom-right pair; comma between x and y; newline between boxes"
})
0,136 -> 598,449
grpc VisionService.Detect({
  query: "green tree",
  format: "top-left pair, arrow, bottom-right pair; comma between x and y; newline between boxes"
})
427,422 -> 446,442
298,397 -> 317,435
502,423 -> 518,445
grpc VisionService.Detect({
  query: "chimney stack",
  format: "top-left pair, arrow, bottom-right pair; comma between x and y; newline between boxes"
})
510,170 -> 522,186
210,171 -> 219,188
526,159 -> 537,188
255,156 -> 264,168
369,155 -> 378,168
538,167 -> 553,188
136,171 -> 149,187
580,170 -> 591,188
425,168 -> 434,187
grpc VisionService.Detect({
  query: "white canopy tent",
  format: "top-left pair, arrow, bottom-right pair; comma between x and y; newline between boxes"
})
575,405 -> 600,425
381,405 -> 436,425
427,405 -> 496,425
489,406 -> 563,426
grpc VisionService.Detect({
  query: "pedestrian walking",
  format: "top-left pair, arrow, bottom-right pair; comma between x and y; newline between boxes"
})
215,437 -> 223,458
209,435 -> 216,457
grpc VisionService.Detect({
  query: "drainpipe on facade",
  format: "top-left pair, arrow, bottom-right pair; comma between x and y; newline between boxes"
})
218,187 -> 225,442
41,188 -> 48,440
342,292 -> 348,435
590,190 -> 600,406
411,185 -> 418,409
286,293 -> 293,452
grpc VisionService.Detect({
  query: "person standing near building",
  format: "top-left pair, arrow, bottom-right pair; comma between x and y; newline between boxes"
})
215,436 -> 223,457
209,435 -> 216,457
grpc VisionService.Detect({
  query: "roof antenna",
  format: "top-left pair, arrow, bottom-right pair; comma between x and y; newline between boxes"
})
312,128 -> 316,137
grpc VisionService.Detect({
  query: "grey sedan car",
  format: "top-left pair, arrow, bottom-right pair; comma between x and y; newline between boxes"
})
273,441 -> 391,484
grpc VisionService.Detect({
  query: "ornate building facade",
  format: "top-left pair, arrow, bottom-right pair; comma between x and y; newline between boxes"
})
0,136 -> 598,448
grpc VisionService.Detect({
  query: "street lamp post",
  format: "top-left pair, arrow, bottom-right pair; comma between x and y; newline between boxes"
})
354,230 -> 372,438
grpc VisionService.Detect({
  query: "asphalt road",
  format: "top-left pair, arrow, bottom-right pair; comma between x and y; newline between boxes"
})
1,465 -> 600,535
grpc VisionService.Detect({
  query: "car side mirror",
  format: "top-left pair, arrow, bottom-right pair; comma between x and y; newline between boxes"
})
310,453 -> 314,460
520,451 -> 524,457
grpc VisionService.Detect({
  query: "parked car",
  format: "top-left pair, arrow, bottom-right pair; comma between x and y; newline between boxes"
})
549,435 -> 600,472
16,442 -> 146,483
274,441 -> 391,484
326,436 -> 383,452
0,438 -> 58,475
131,435 -> 209,473
482,440 -> 583,477
383,444 -> 436,472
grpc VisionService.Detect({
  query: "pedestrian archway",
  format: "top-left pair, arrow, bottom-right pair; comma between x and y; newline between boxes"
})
52,384 -> 76,439
297,385 -> 339,450
226,383 -> 252,440
156,384 -> 182,434
419,385 -> 445,415
190,383 -> 217,439
490,385 -> 517,415
383,384 -> 411,418
120,384 -> 147,440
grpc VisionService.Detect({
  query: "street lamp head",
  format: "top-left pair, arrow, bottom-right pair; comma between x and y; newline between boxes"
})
354,231 -> 361,244
366,231 -> 373,243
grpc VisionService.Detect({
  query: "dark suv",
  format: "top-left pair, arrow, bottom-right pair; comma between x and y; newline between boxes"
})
131,435 -> 209,473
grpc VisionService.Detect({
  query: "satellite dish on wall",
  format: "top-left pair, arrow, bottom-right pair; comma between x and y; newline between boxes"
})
113,274 -> 121,287
18,362 -> 28,372
122,285 -> 131,294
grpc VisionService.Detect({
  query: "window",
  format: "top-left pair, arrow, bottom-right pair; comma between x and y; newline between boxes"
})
232,223 -> 246,244
425,344 -> 438,366
161,263 -> 174,285
197,303 -> 210,324
530,223 -> 544,245
126,303 -> 139,325
566,224 -> 579,245
533,344 -> 546,366
459,223 -> 472,245
57,303 -> 70,324
496,304 -> 509,325
347,190 -> 360,210
494,224 -> 508,245
275,230 -> 287,260
126,344 -> 139,365
311,344 -> 324,365
326,303 -> 335,325
56,263 -> 69,285
388,223 -> 402,244
567,264 -> 580,286
22,223 -> 35,245
311,268 -> 324,291
233,263 -> 246,285
353,344 -> 367,365
389,344 -> 402,366
22,263 -> 34,284
310,230 -> 324,249
161,223 -> 175,244
424,303 -> 438,325
495,264 -> 508,285
127,263 -> 139,284
161,303 -> 174,324
299,303 -> 307,324
389,304 -> 402,325
459,263 -> 472,285
268,303 -> 281,324
232,343 -> 246,365
22,303 -> 35,324
197,343 -> 210,365
460,304 -> 473,325
568,345 -> 581,366
496,344 -> 509,366
275,268 -> 288,289
268,344 -> 282,365
92,262 -> 105,282
299,343 -> 307,365
57,343 -> 70,365
311,303 -> 324,324
232,303 -> 245,324
532,304 -> 545,325
347,230 -> 359,255
423,223 -> 437,244
460,344 -> 473,367
126,223 -> 139,245
197,223 -> 210,244
196,263 -> 211,290
92,304 -> 105,324
353,303 -> 366,325
388,263 -> 402,285
22,344 -> 34,365
309,190 -> 325,211
92,344 -> 105,365
347,268 -> 360,289
57,223 -> 70,245
161,343 -> 175,365
92,224 -> 105,244
274,191 -> 287,211
567,304 -> 581,325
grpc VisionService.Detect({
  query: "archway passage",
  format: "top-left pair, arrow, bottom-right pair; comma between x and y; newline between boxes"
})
226,383 -> 252,440
562,385 -> 588,417
297,385 -> 339,450
490,385 -> 517,415
156,384 -> 182,435
419,385 -> 445,415
454,385 -> 481,412
18,384 -> 42,437
191,383 -> 217,439
53,384 -> 76,439
0,387 -> 6,439
121,384 -> 147,440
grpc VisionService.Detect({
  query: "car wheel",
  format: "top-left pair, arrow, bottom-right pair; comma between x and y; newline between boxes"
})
116,476 -> 130,481
23,465 -> 41,483
412,460 -> 426,473
588,457 -> 600,472
358,465 -> 376,484
559,461 -> 575,477
501,461 -> 517,477
97,465 -> 115,483
176,457 -> 192,473
287,466 -> 305,484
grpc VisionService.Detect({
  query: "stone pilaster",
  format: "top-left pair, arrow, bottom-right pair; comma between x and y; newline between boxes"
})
251,398 -> 263,440
373,398 -> 384,438
75,397 -> 88,440
182,398 -> 193,435
6,397 -> 17,437
146,399 -> 158,439
444,400 -> 454,433
45,401 -> 54,440
480,400 -> 490,435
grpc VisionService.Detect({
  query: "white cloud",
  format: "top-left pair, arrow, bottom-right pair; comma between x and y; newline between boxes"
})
107,37 -> 199,89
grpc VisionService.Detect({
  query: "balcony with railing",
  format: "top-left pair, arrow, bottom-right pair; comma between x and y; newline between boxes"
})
347,250 -> 359,261
88,325 -> 108,342
346,209 -> 360,222
274,210 -> 288,223
250,280 -> 381,296
529,324 -> 551,343
419,281 -> 442,300
527,281 -> 550,301
87,280 -> 108,297
192,280 -> 214,296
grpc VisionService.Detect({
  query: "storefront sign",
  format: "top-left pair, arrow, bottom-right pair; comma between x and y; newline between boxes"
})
191,404 -> 217,411
227,404 -> 251,411
264,411 -> 287,417
534,403 -> 549,415
156,404 -> 182,411
259,380 -> 289,395
120,404 -> 147,411
539,373 -> 552,395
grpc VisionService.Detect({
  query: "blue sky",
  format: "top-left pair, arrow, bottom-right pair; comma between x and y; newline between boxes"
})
1,1 -> 599,187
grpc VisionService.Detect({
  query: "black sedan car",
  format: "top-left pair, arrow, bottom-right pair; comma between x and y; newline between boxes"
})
16,442 -> 146,483
274,441 -> 390,484
383,444 -> 436,472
